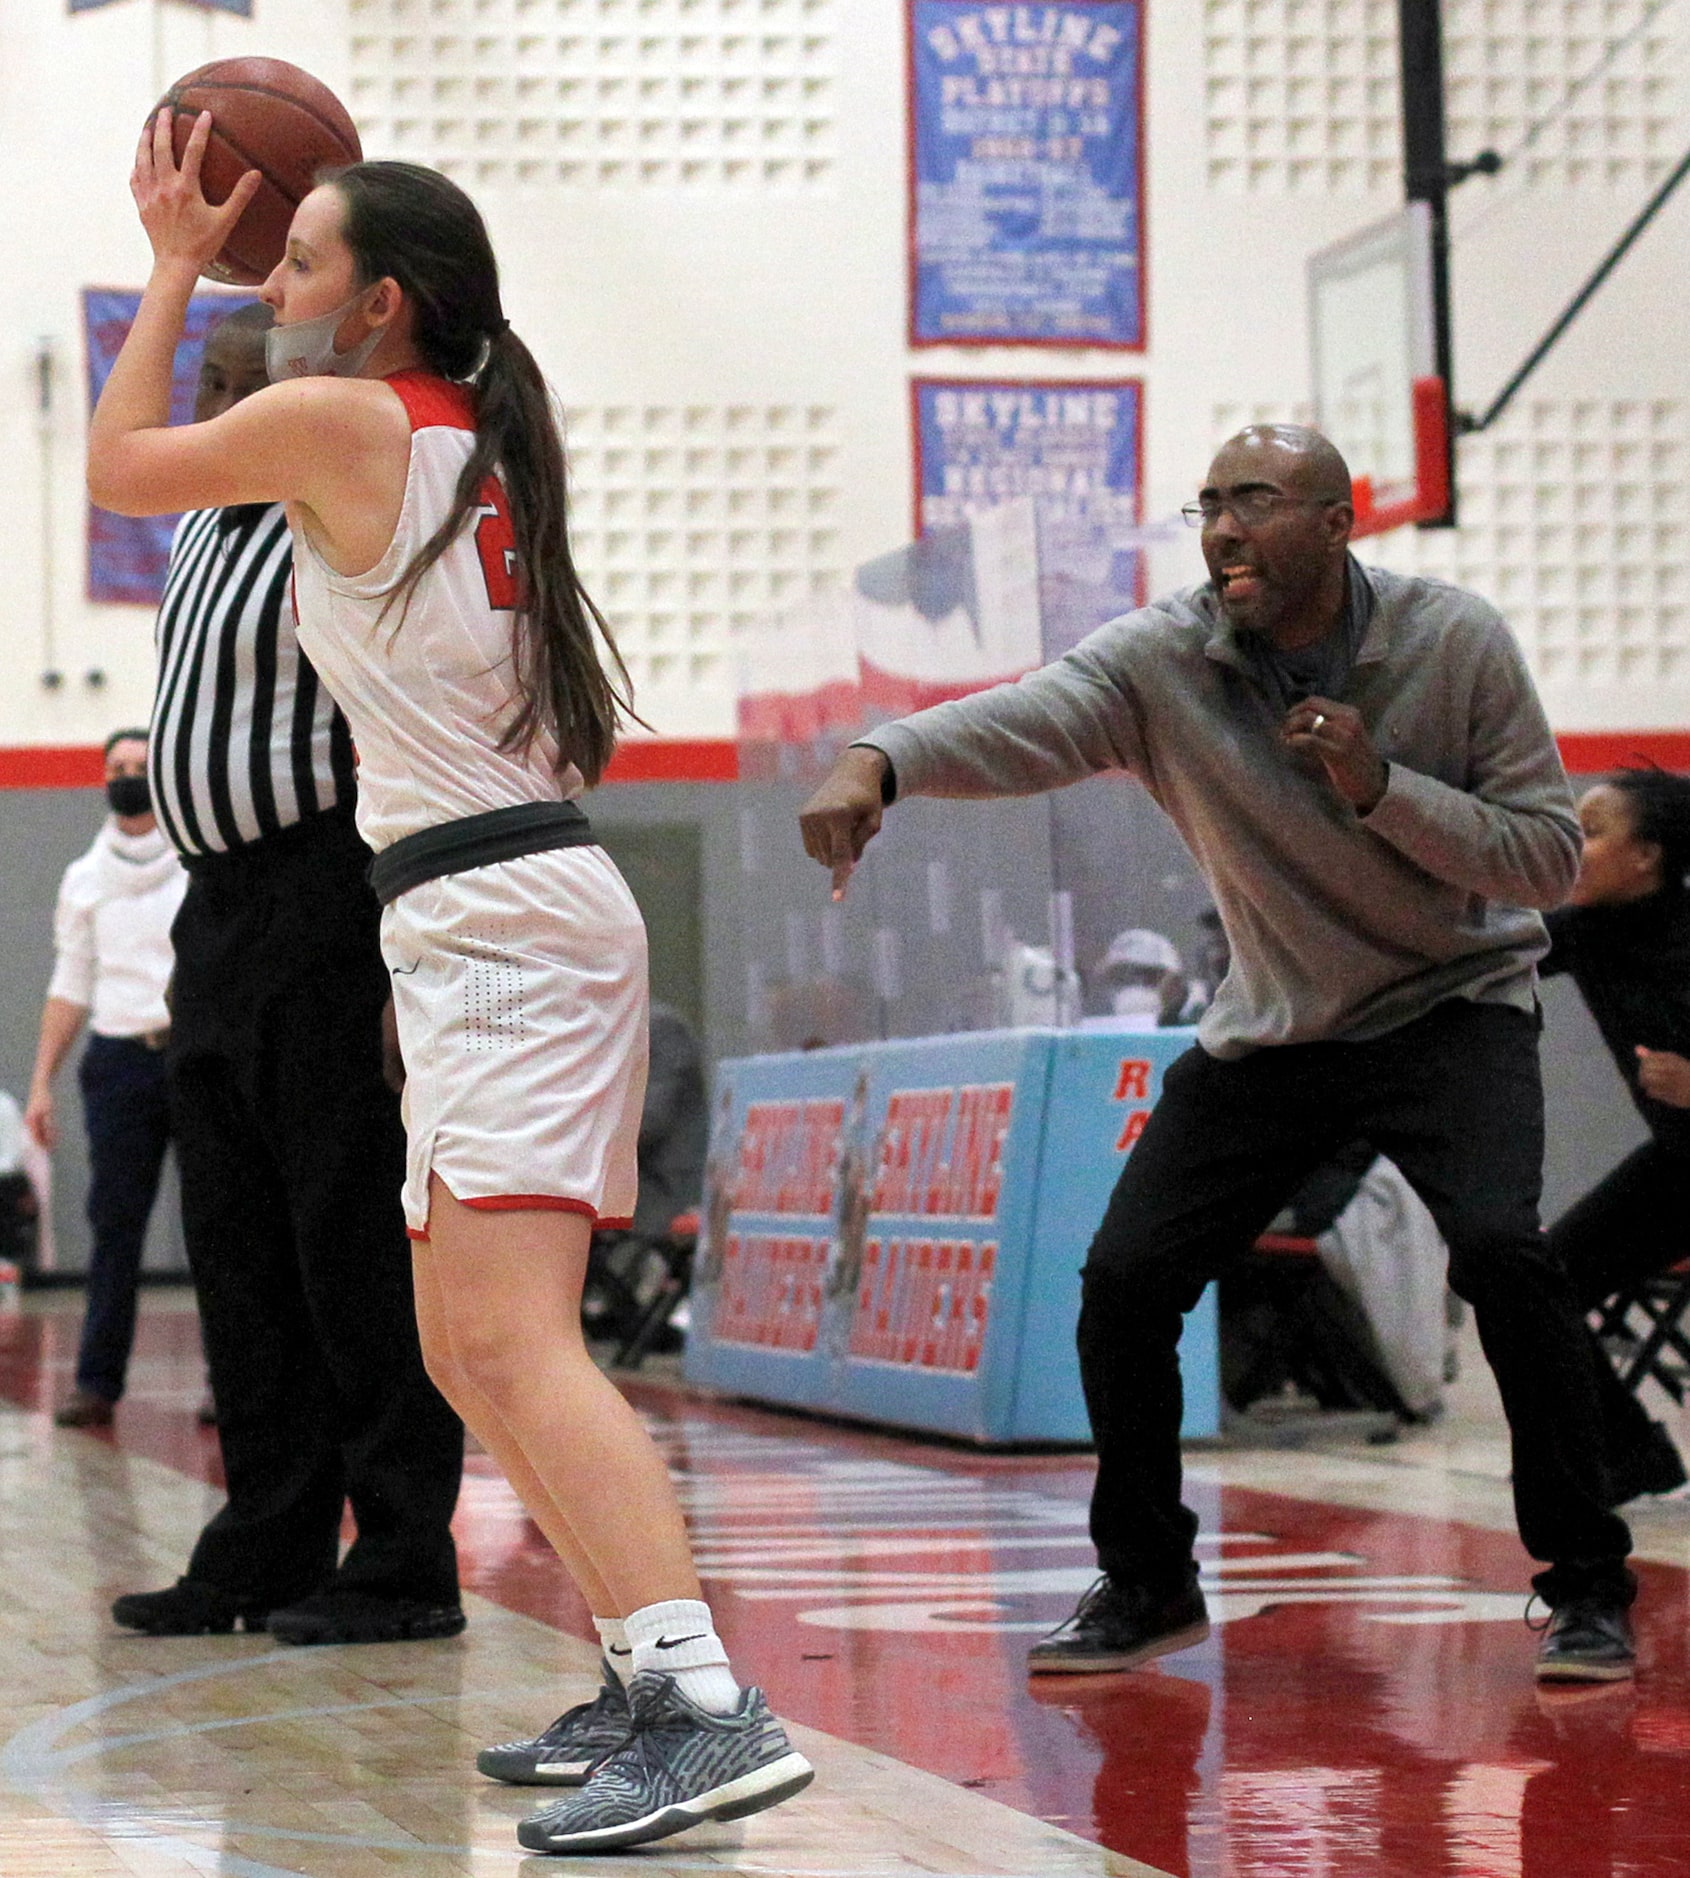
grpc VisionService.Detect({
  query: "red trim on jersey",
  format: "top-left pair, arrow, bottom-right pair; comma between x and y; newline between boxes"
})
461,1194 -> 606,1219
408,1199 -> 631,1240
383,369 -> 476,433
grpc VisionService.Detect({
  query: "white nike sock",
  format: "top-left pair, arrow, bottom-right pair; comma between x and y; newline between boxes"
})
593,1616 -> 634,1688
624,1598 -> 741,1715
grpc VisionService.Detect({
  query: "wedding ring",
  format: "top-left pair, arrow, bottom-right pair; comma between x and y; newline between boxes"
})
1310,712 -> 1327,730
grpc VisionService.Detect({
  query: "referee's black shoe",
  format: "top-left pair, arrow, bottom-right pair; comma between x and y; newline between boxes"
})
1028,1572 -> 1210,1675
267,1588 -> 467,1646
111,1577 -> 273,1636
1532,1593 -> 1636,1683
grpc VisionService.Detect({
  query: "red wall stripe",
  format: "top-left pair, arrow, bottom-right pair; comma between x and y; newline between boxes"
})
0,739 -> 742,790
1554,731 -> 1690,774
3,732 -> 1689,792
0,746 -> 107,789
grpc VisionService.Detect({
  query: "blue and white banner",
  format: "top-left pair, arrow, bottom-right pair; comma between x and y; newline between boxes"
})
913,378 -> 1141,535
72,0 -> 251,12
83,288 -> 255,606
912,376 -> 1145,650
910,0 -> 1143,347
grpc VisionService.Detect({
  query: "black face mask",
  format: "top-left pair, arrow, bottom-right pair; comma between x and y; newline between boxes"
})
106,776 -> 152,818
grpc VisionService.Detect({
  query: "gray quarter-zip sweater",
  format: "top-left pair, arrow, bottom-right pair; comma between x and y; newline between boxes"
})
858,560 -> 1580,1059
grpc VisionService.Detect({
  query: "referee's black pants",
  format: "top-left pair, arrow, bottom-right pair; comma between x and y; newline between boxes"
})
1077,1000 -> 1634,1607
1547,1140 -> 1690,1477
167,808 -> 463,1608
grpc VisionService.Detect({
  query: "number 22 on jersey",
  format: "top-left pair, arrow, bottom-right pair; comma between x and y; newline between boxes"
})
474,476 -> 518,610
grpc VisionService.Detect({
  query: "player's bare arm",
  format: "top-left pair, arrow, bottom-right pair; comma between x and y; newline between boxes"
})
88,109 -> 411,576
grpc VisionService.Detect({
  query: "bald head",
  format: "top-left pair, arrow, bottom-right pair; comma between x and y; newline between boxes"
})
1211,425 -> 1352,504
1195,425 -> 1356,646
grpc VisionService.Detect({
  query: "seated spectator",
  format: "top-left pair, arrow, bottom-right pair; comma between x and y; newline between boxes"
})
1543,768 -> 1690,1503
1084,927 -> 1190,1027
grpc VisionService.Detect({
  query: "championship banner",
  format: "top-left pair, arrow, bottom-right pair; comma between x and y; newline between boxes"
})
83,288 -> 256,605
909,0 -> 1144,347
912,378 -> 1142,537
912,377 -> 1144,652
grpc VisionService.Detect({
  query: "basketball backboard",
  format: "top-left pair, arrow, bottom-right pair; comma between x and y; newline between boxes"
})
1308,202 -> 1452,536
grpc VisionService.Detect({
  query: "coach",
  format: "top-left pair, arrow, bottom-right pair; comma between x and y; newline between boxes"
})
799,425 -> 1636,1684
110,303 -> 465,1646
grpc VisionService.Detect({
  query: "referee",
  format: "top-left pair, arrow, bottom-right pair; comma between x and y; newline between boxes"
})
111,303 -> 466,1645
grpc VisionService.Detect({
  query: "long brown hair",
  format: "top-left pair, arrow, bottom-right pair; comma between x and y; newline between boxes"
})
327,160 -> 633,784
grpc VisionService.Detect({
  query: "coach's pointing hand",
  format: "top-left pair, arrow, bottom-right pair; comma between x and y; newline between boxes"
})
1282,695 -> 1389,815
800,747 -> 890,900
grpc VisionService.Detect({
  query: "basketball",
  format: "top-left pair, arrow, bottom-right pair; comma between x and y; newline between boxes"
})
154,58 -> 362,287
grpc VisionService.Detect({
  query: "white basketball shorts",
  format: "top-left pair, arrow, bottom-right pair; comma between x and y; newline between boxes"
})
379,843 -> 649,1238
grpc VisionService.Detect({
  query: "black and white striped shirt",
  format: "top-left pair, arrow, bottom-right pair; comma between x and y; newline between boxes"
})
148,504 -> 356,857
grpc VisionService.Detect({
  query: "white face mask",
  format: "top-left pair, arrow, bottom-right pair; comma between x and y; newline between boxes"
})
266,292 -> 385,383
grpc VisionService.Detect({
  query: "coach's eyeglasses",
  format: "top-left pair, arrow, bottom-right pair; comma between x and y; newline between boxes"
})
1180,492 -> 1341,527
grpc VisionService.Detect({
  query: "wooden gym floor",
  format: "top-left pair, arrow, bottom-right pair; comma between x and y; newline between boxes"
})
2,1292 -> 1689,1877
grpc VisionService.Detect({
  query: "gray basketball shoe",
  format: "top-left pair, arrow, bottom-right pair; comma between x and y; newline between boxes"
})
515,1670 -> 814,1853
477,1661 -> 631,1786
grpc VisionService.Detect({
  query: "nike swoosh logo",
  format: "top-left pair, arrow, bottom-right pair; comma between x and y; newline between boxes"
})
653,1633 -> 707,1650
390,961 -> 421,976
607,1644 -> 633,1657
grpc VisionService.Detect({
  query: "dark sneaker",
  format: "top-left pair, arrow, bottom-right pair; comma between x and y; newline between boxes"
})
478,1661 -> 632,1786
1028,1573 -> 1210,1675
112,1577 -> 272,1636
267,1590 -> 467,1646
1607,1421 -> 1688,1507
515,1671 -> 813,1854
1532,1594 -> 1636,1683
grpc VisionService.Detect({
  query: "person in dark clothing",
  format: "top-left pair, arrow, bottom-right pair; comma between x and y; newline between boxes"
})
801,425 -> 1636,1685
1543,768 -> 1690,1505
108,303 -> 466,1646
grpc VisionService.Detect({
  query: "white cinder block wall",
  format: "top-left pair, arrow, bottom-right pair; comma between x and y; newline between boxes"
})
3,0 -> 1689,747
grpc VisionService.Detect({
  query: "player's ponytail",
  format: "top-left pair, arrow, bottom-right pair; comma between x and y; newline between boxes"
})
1609,766 -> 1690,898
326,160 -> 634,786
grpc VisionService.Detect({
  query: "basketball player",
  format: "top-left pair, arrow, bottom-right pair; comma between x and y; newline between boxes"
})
801,426 -> 1638,1685
89,110 -> 811,1854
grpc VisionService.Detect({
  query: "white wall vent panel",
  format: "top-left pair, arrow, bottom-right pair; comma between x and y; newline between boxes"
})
349,0 -> 838,190
563,403 -> 844,695
1205,0 -> 1681,195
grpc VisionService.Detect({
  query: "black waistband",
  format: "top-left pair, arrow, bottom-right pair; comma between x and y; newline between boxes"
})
368,800 -> 595,906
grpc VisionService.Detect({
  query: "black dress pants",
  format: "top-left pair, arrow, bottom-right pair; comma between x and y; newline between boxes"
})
1077,1000 -> 1633,1604
75,1033 -> 172,1401
1548,1140 -> 1690,1473
167,810 -> 463,1607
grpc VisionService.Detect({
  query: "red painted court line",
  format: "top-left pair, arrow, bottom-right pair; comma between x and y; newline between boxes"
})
7,1304 -> 1690,1877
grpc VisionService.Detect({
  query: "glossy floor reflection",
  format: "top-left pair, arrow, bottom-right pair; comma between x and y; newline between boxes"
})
4,1293 -> 1690,1876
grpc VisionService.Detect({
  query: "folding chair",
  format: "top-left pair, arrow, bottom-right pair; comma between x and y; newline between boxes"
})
1593,1258 -> 1690,1405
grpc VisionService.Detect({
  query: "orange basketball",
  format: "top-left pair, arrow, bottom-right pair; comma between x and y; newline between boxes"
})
155,58 -> 363,286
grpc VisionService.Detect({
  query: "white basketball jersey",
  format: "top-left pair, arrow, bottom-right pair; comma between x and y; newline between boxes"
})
289,370 -> 585,851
